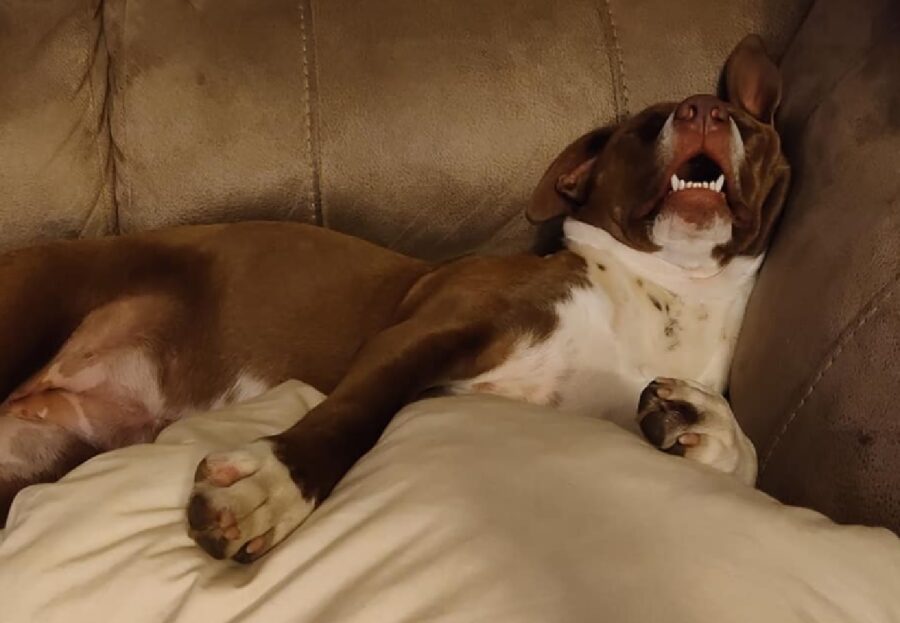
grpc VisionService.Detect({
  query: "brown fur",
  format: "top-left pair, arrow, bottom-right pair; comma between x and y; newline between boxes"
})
527,35 -> 789,264
269,252 -> 589,502
0,36 -> 790,535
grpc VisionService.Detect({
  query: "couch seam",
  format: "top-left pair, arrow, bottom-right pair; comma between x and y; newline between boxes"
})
111,0 -> 131,234
597,0 -> 629,120
759,272 -> 900,473
78,0 -> 115,237
295,0 -> 322,226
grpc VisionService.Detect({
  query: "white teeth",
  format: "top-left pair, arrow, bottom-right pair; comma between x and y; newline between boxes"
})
670,174 -> 725,193
669,174 -> 725,192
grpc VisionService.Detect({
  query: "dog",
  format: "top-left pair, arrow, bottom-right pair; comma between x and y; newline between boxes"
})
0,35 -> 788,563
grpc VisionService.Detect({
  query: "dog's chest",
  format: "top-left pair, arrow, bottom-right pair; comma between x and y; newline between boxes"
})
450,258 -> 752,428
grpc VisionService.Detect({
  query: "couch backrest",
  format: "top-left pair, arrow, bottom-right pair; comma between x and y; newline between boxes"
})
0,0 -> 809,259
730,0 -> 900,529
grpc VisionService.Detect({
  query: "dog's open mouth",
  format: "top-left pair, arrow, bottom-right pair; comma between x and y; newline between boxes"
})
657,154 -> 732,225
671,154 -> 726,194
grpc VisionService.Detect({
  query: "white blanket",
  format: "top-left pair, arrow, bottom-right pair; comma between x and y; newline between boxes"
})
1,381 -> 899,622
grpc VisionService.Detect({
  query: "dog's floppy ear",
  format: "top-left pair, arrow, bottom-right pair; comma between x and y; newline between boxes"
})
527,126 -> 615,224
724,34 -> 782,124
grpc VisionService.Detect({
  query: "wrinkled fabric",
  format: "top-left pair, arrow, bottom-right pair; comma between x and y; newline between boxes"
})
1,382 -> 899,623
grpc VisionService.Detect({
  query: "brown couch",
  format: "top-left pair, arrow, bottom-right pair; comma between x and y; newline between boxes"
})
1,0 -> 897,530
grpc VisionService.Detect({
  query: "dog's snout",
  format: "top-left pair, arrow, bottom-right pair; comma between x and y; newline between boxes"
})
674,95 -> 729,134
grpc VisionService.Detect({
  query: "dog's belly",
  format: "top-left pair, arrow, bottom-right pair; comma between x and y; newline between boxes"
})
450,261 -> 749,430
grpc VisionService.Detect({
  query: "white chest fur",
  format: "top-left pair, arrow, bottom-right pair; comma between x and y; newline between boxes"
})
450,220 -> 761,431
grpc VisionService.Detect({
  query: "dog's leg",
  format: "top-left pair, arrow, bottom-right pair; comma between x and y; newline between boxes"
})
0,262 -> 179,524
186,252 -> 587,562
0,415 -> 99,526
188,315 -> 493,562
636,377 -> 757,486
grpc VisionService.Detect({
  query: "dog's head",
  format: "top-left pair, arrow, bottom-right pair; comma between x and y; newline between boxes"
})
529,35 -> 790,271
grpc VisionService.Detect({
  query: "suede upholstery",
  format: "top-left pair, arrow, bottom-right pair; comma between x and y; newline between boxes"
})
0,0 -> 114,247
730,0 -> 900,529
2,1 -> 898,530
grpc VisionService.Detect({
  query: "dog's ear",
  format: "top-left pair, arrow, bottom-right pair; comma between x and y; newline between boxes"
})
527,126 -> 615,224
724,34 -> 782,124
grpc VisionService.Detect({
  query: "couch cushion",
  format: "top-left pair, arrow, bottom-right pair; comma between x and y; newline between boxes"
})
730,0 -> 900,529
0,0 -> 114,251
103,0 -> 320,234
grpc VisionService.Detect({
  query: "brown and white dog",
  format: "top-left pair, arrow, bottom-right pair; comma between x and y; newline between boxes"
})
0,36 -> 788,563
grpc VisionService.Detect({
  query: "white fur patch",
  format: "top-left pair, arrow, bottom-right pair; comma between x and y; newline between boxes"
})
656,112 -> 676,165
211,373 -> 271,409
452,286 -> 622,414
650,210 -> 733,274
729,117 -> 746,187
190,440 -> 315,559
453,220 -> 761,433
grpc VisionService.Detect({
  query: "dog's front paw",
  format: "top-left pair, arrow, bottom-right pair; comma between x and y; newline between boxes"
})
637,378 -> 757,486
187,440 -> 314,563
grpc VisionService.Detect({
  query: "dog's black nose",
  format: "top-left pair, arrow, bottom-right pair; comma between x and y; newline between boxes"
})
674,94 -> 730,134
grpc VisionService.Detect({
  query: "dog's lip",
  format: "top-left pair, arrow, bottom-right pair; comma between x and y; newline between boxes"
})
659,187 -> 731,224
660,148 -> 737,206
633,149 -> 738,223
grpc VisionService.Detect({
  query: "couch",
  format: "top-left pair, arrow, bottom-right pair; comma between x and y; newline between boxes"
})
0,0 -> 897,530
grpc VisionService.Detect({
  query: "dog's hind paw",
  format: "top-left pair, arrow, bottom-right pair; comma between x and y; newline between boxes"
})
636,377 -> 757,486
187,441 -> 314,563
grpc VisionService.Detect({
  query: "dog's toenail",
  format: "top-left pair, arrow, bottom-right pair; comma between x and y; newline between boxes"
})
217,510 -> 235,529
246,535 -> 266,555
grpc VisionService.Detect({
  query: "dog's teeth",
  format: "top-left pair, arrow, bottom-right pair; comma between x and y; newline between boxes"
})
670,174 -> 679,192
714,174 -> 725,192
702,181 -> 710,189
678,179 -> 686,190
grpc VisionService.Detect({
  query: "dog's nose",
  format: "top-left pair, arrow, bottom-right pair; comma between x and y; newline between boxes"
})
674,95 -> 729,134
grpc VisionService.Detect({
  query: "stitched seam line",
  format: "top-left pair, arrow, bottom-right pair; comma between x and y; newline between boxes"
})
598,0 -> 628,120
759,273 -> 900,472
295,0 -> 322,225
122,0 -> 131,231
79,0 -> 113,237
105,0 -> 131,234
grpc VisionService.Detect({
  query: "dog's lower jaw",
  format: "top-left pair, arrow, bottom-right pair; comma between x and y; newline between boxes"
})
649,210 -> 733,276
